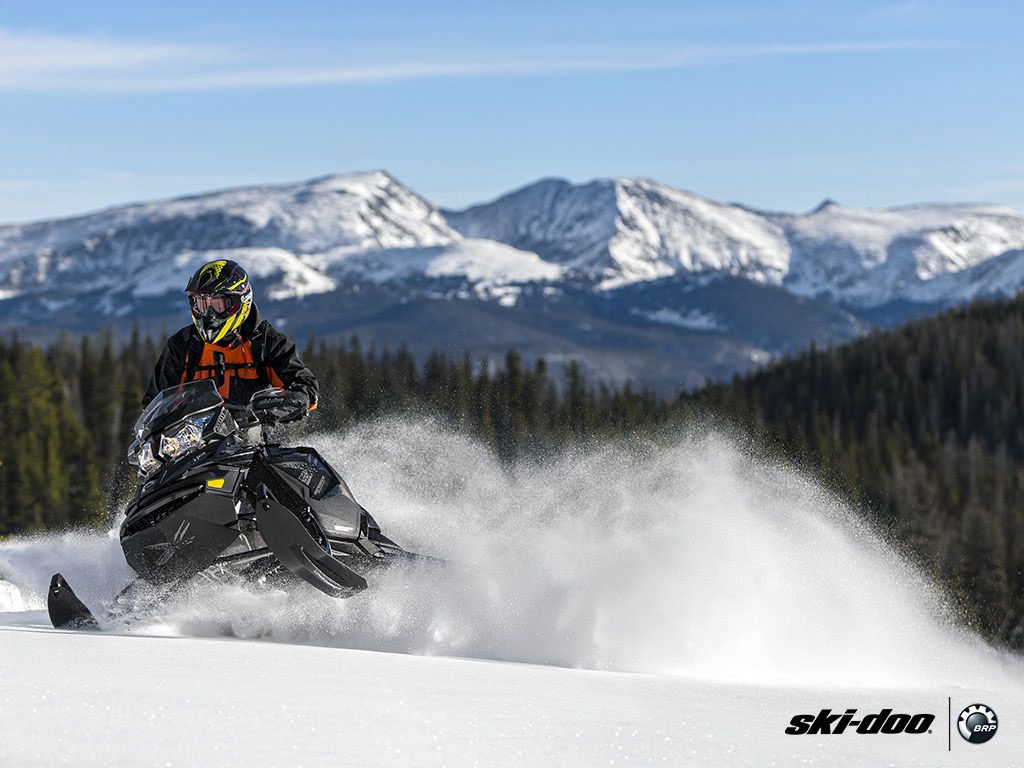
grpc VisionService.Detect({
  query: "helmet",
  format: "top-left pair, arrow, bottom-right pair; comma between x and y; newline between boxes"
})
185,260 -> 253,345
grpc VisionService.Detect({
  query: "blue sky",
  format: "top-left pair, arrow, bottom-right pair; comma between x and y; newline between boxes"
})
0,0 -> 1021,223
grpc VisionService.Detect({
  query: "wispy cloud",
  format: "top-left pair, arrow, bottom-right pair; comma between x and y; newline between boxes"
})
0,27 -> 952,92
0,27 -> 223,83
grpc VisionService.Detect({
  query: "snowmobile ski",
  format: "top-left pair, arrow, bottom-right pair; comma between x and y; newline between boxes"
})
47,573 -> 99,630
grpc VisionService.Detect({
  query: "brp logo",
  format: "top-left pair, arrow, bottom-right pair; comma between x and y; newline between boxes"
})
958,704 -> 998,744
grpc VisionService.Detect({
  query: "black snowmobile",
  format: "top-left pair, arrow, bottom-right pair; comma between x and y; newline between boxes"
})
48,379 -> 422,629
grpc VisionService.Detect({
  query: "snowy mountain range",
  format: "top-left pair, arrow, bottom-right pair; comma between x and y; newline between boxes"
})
448,177 -> 1024,306
2,171 -> 1024,389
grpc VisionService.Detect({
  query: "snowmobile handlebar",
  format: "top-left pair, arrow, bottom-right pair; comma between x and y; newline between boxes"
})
246,386 -> 311,427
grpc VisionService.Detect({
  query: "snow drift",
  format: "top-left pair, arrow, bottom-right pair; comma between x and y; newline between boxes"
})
1,420 -> 1019,690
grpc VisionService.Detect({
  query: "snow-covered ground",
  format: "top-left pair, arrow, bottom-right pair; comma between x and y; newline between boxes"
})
632,306 -> 720,331
1,621 -> 1018,768
1,421 -> 1022,766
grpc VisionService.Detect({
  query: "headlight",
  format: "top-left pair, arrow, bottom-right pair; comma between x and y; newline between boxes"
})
135,441 -> 161,473
159,423 -> 204,460
157,411 -> 215,460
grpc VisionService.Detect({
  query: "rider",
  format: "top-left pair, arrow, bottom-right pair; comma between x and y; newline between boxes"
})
143,259 -> 318,422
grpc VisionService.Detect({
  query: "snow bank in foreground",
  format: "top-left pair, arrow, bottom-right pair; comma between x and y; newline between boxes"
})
0,422 -> 1017,690
4,627 -> 1020,768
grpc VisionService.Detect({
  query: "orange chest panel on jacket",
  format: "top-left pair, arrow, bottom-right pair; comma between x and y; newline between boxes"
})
181,341 -> 284,404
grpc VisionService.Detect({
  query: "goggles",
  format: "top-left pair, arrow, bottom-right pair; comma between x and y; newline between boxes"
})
189,293 -> 240,317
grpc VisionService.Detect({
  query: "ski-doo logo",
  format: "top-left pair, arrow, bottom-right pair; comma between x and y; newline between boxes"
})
173,520 -> 195,547
958,704 -> 998,743
785,708 -> 934,735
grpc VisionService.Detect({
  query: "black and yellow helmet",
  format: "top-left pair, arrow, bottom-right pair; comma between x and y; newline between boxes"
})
185,259 -> 253,345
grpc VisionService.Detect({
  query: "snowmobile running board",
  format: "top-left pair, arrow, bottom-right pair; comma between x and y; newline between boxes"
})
47,573 -> 99,630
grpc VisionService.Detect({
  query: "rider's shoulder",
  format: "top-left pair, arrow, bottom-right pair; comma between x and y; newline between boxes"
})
167,325 -> 198,346
250,318 -> 290,346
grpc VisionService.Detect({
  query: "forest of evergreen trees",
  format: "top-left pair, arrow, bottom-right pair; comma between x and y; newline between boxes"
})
0,331 -> 667,534
1,295 -> 1022,646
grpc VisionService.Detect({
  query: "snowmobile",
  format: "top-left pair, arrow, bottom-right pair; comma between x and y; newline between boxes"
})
48,379 -> 423,629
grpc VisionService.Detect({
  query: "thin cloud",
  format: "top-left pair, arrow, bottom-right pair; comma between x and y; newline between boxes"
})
0,27 -> 223,81
0,27 -> 952,92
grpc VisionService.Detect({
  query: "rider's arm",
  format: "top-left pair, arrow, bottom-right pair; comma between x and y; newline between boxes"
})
142,329 -> 190,406
261,324 -> 319,411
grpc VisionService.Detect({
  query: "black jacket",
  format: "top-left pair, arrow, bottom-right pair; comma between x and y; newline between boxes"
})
143,307 -> 319,408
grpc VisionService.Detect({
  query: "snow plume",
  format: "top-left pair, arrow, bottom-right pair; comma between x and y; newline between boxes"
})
0,528 -> 132,612
0,420 -> 1018,688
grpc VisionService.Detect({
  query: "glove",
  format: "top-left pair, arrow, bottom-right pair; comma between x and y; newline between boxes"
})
249,388 -> 310,425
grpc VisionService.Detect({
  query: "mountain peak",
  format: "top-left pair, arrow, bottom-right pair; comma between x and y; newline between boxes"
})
303,169 -> 398,190
0,168 -> 456,302
811,198 -> 841,213
448,174 -> 790,287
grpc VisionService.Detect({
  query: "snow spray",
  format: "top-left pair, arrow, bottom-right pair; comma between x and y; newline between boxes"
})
1,418 -> 1019,688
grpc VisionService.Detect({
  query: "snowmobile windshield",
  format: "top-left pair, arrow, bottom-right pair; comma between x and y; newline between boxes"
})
134,379 -> 225,443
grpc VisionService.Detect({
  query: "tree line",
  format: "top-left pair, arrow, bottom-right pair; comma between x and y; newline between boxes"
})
0,331 -> 666,534
0,296 -> 1022,647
